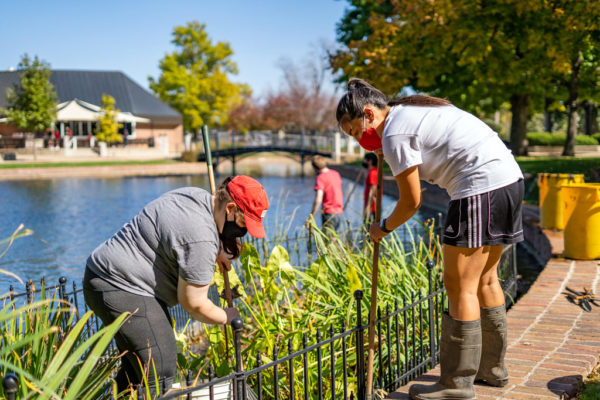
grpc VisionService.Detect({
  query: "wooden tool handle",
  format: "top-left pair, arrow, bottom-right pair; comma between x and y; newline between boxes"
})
202,124 -> 233,308
366,153 -> 384,399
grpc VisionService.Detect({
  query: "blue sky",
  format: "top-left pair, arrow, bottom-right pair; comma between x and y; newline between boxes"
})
1,0 -> 348,97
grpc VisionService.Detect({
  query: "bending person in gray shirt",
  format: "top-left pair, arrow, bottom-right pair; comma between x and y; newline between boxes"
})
83,175 -> 269,396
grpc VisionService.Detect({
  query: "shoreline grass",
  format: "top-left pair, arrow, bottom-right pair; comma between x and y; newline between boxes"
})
0,159 -> 181,169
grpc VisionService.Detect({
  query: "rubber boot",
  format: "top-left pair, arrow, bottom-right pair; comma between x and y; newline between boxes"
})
475,305 -> 508,387
409,313 -> 481,400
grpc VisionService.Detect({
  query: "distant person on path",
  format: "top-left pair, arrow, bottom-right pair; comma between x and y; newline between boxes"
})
123,128 -> 129,147
362,152 -> 379,222
83,176 -> 269,396
336,78 -> 523,400
306,155 -> 344,231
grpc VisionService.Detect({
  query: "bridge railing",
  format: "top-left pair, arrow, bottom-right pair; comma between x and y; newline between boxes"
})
195,129 -> 364,162
208,130 -> 337,152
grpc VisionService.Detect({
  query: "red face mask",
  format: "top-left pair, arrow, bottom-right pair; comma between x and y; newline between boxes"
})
358,116 -> 382,151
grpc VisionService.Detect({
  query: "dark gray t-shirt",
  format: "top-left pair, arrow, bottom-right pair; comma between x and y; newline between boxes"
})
86,187 -> 219,307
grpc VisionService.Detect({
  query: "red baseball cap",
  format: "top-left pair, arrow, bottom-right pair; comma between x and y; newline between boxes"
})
227,176 -> 269,238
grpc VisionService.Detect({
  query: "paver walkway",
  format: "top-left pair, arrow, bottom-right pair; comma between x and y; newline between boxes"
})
390,230 -> 600,399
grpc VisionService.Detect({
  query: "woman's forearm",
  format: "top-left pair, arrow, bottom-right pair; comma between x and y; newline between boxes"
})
385,200 -> 420,230
385,166 -> 422,230
182,300 -> 227,325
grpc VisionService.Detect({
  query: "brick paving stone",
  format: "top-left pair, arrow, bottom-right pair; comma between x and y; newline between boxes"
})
471,385 -> 511,396
538,363 -> 588,375
500,392 -> 558,399
509,385 -> 572,398
525,374 -> 581,386
509,345 -> 557,354
523,379 -> 573,391
534,367 -> 585,380
509,371 -> 533,379
544,356 -> 594,369
505,358 -> 538,367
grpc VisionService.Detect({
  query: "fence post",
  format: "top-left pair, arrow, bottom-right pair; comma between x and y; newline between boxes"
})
2,373 -> 18,400
426,261 -> 437,369
59,277 -> 68,301
58,277 -> 69,332
25,280 -> 32,304
354,290 -> 365,400
232,317 -> 245,400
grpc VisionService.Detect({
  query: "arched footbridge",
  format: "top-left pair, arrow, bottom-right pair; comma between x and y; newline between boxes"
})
195,130 -> 362,175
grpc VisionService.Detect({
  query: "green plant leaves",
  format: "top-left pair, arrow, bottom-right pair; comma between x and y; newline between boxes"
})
1,293 -> 127,399
345,263 -> 362,294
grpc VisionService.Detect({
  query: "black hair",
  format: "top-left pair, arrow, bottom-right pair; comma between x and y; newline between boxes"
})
215,176 -> 242,259
336,79 -> 389,125
364,152 -> 378,166
336,78 -> 451,125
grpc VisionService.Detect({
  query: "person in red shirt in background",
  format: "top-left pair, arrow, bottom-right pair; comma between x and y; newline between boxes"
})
363,152 -> 379,222
306,155 -> 344,231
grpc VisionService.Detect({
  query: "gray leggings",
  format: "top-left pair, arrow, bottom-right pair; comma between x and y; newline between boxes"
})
83,268 -> 176,395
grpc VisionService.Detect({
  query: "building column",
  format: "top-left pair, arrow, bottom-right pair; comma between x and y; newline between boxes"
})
333,131 -> 341,163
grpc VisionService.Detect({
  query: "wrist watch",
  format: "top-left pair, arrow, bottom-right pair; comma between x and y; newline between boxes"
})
380,217 -> 393,233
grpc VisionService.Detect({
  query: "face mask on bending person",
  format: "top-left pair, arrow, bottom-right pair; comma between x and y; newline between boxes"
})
220,209 -> 247,239
359,115 -> 382,151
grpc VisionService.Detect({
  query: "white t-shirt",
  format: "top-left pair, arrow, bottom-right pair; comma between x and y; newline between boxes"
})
382,104 -> 523,200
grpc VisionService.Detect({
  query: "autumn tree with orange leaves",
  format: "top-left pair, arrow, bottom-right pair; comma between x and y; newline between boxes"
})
227,56 -> 338,134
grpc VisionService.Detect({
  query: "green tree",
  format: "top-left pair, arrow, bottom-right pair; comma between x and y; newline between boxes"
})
95,94 -> 122,145
149,21 -> 248,136
330,0 -> 578,155
2,54 -> 57,134
543,1 -> 600,155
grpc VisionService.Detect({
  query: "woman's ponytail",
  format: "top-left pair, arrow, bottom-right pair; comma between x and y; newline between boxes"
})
337,78 -> 452,126
336,78 -> 389,124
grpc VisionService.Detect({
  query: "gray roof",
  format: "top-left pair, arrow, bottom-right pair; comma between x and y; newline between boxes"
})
0,70 -> 181,124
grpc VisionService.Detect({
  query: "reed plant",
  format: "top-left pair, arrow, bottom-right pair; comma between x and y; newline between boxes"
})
1,225 -> 129,400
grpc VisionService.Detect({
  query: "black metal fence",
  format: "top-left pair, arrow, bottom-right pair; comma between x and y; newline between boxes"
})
1,231 -> 517,400
159,261 -> 446,400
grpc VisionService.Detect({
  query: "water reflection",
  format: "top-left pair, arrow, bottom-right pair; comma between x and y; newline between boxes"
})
0,172 -> 423,295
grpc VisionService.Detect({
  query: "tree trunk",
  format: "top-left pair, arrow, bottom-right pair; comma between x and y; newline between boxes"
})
544,97 -> 554,133
563,54 -> 583,157
583,100 -> 598,136
510,94 -> 530,156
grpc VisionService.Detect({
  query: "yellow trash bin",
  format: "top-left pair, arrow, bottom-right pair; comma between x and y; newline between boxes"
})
563,183 -> 600,260
538,173 -> 584,230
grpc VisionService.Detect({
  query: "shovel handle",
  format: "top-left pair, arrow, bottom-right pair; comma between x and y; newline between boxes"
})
202,125 -> 216,195
366,154 -> 384,399
202,125 -> 234,308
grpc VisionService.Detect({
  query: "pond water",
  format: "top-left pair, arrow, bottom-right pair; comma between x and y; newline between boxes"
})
0,172 -> 432,295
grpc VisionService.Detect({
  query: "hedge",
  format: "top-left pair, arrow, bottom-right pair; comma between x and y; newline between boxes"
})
527,132 -> 599,146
